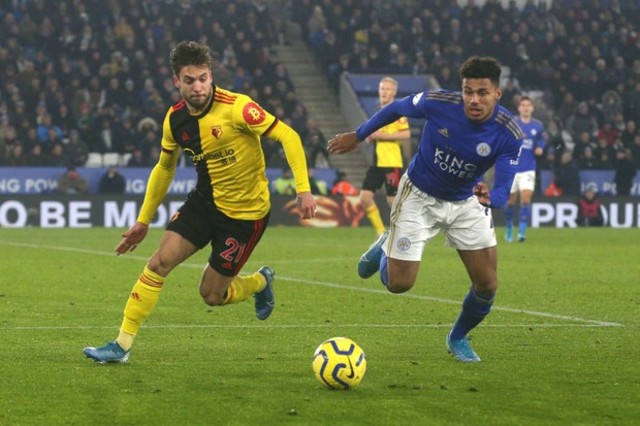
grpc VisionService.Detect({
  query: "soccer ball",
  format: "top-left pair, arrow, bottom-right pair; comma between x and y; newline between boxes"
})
312,337 -> 367,390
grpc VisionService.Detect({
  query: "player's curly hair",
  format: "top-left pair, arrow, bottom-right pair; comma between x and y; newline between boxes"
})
169,41 -> 214,76
458,56 -> 502,86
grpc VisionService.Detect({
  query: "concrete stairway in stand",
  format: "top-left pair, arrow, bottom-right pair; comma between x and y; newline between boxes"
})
274,42 -> 369,187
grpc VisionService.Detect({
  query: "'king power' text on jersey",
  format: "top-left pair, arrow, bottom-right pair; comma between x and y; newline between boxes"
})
356,90 -> 523,208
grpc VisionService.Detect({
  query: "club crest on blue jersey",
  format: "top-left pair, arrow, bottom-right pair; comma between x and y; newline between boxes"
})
476,143 -> 491,157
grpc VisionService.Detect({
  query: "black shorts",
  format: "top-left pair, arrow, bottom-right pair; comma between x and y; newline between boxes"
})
166,190 -> 270,277
361,166 -> 403,196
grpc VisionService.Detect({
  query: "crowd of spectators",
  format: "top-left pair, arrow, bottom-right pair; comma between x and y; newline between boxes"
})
0,0 -> 324,170
292,0 -> 640,182
1,0 -> 639,196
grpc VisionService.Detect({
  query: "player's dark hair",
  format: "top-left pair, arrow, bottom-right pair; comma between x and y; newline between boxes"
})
169,41 -> 214,76
519,95 -> 532,103
458,56 -> 502,86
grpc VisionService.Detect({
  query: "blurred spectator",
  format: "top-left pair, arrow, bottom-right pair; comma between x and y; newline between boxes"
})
48,143 -> 69,167
541,119 -> 571,169
302,119 -> 331,169
620,120 -> 638,148
20,127 -> 40,152
601,90 -> 623,124
118,117 -> 141,155
566,102 -> 599,141
630,133 -> 640,169
36,113 -> 63,145
551,151 -> 581,197
331,171 -> 359,195
307,167 -> 328,195
593,137 -> 615,169
26,143 -> 48,167
272,167 -> 296,195
57,166 -> 89,195
0,124 -> 18,156
578,185 -> 604,227
596,121 -> 619,147
93,115 -> 122,153
7,143 -> 27,166
147,146 -> 161,166
65,129 -> 89,167
127,148 -> 151,168
576,145 -> 597,170
614,148 -> 636,196
572,131 -> 596,168
98,166 -> 126,194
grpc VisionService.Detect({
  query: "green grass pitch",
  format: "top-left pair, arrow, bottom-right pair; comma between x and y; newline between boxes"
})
1,226 -> 639,425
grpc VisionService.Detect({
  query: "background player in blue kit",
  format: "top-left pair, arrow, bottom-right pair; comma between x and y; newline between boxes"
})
505,96 -> 546,242
328,56 -> 523,363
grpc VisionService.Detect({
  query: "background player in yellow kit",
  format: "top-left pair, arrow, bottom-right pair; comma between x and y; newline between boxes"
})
360,77 -> 411,236
84,40 -> 317,363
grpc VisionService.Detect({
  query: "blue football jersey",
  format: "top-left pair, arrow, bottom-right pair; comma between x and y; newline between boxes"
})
514,116 -> 545,172
356,89 -> 523,208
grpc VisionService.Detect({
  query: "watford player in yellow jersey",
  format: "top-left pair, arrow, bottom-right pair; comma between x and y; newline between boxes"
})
84,41 -> 317,363
361,77 -> 410,236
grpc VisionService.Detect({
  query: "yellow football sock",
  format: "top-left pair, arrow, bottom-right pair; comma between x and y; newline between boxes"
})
117,265 -> 164,350
365,204 -> 386,236
223,273 -> 265,305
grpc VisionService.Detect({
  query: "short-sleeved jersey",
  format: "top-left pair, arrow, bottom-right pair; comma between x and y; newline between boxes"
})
356,89 -> 523,208
514,116 -> 545,172
374,117 -> 409,168
161,86 -> 276,220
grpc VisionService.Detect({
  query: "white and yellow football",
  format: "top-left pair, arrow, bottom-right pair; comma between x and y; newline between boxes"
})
312,337 -> 367,390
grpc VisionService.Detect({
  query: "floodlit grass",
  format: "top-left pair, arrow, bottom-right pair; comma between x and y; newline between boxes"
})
1,226 -> 639,425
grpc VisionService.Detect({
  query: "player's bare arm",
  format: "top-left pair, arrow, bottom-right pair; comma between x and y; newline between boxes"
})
115,222 -> 149,255
369,129 -> 411,141
327,132 -> 360,154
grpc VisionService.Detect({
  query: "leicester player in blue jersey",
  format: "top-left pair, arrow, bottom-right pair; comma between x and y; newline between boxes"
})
328,56 -> 523,362
505,96 -> 546,242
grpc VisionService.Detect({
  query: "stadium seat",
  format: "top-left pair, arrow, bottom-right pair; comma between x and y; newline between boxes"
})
85,152 -> 103,167
102,153 -> 120,167
121,153 -> 132,167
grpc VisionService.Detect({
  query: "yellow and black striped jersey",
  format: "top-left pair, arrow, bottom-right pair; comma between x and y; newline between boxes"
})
160,87 -> 282,220
374,117 -> 409,168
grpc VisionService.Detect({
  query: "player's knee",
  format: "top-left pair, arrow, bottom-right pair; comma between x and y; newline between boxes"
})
200,288 -> 224,306
147,256 -> 174,276
474,279 -> 498,296
386,279 -> 414,294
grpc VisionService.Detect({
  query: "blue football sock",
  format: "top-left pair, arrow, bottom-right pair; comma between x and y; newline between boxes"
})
519,204 -> 530,236
504,205 -> 514,229
449,287 -> 494,340
379,252 -> 389,289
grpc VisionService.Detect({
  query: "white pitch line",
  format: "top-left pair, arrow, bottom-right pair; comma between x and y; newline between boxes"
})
0,241 -> 624,327
0,323 -> 622,331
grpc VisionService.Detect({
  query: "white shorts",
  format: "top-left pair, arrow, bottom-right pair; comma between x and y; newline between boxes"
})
510,171 -> 536,194
384,174 -> 497,261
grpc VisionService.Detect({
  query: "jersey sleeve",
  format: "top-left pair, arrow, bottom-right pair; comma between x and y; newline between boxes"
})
136,109 -> 180,224
356,95 -> 425,141
160,107 -> 179,154
264,120 -> 311,194
396,116 -> 410,131
490,135 -> 523,208
232,95 -> 311,194
232,94 -> 278,135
